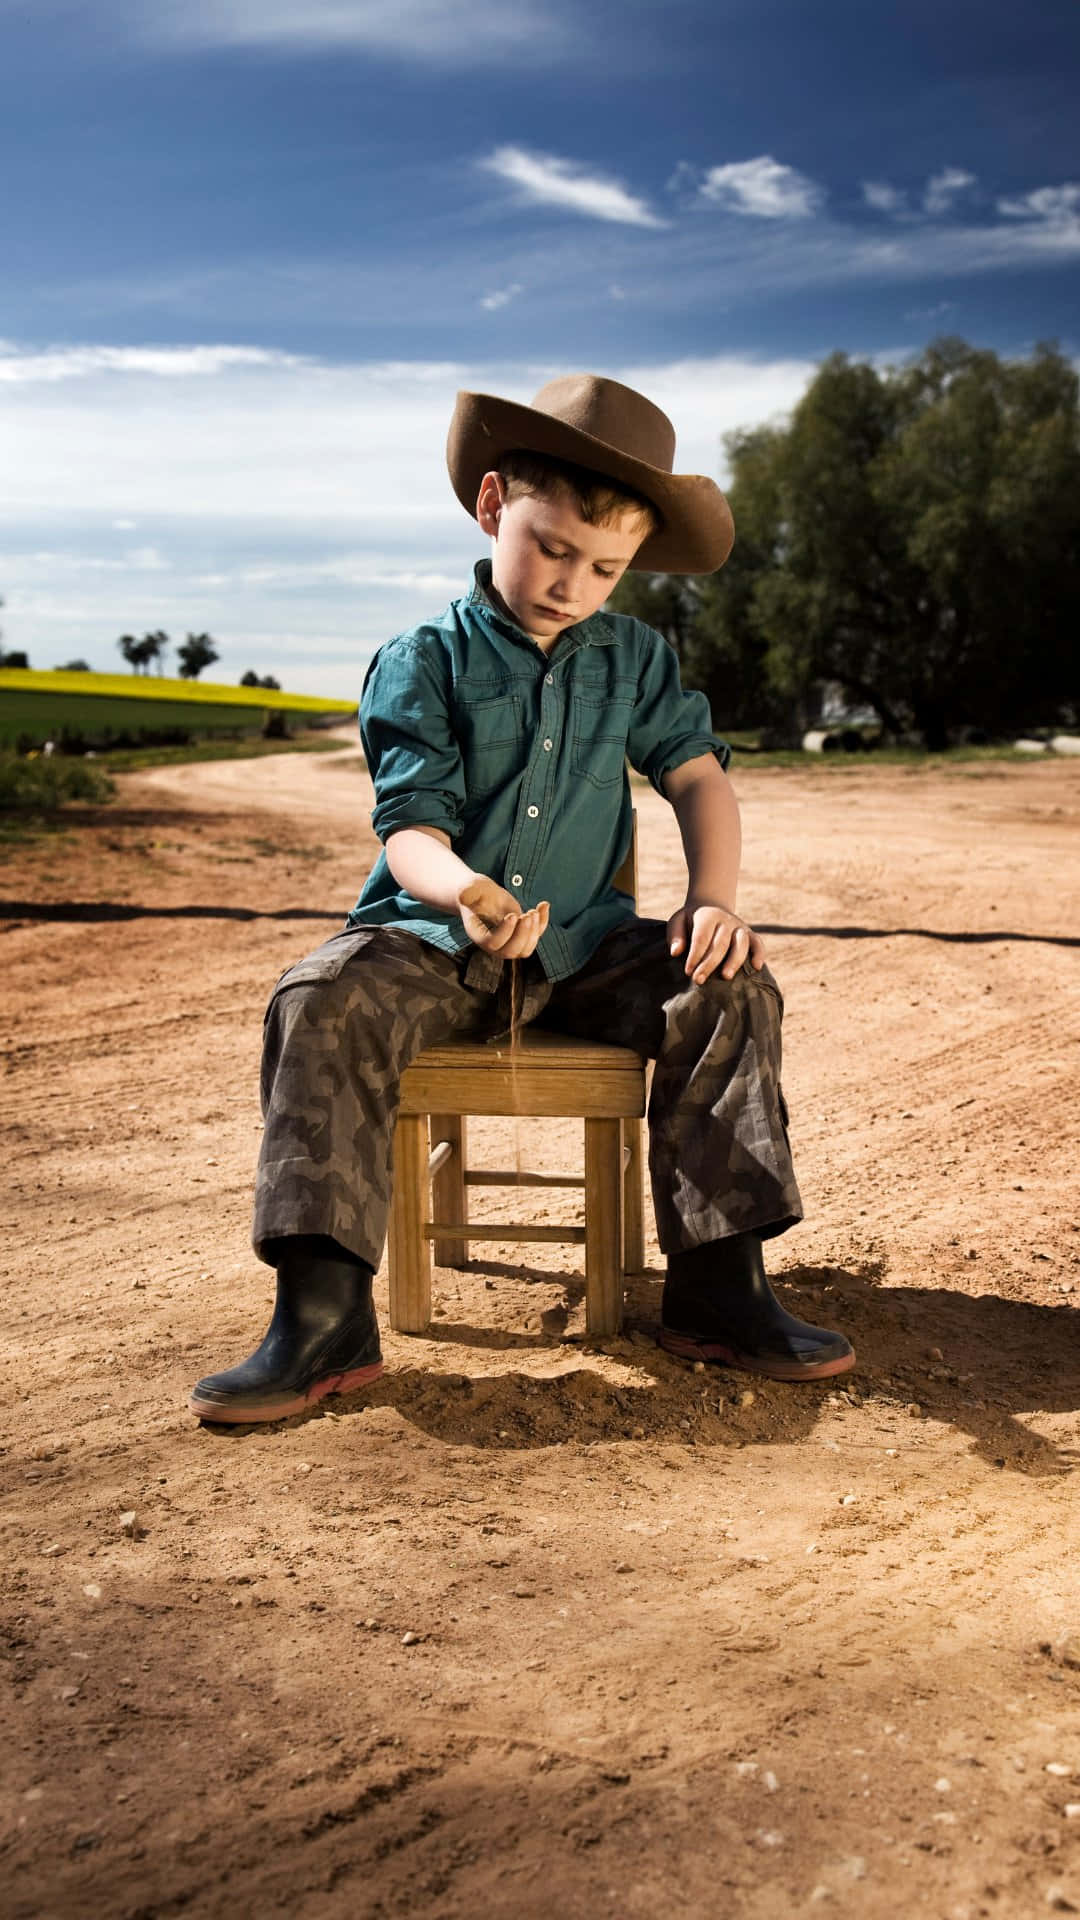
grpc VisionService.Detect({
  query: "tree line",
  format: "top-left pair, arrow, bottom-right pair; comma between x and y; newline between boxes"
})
0,607 -> 279,688
611,338 -> 1080,748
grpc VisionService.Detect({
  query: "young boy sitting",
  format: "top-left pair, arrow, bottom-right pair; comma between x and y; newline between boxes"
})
189,373 -> 854,1424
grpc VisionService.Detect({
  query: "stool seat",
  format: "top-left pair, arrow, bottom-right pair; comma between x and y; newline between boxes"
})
399,1029 -> 646,1119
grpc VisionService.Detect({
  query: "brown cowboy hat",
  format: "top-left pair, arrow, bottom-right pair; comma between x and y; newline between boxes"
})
446,373 -> 734,574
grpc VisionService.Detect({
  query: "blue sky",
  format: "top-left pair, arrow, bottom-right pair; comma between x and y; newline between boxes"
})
2,0 -> 1078,694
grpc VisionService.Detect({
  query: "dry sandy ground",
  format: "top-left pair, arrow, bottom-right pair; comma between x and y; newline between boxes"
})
2,738 -> 1079,1920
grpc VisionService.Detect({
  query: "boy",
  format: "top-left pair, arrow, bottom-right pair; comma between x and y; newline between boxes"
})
189,374 -> 854,1424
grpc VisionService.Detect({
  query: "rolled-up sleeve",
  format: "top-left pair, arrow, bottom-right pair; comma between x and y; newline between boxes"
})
625,622 -> 731,791
360,636 -> 466,842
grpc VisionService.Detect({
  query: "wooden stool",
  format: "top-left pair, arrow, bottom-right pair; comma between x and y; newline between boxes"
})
386,815 -> 647,1339
388,1032 -> 646,1337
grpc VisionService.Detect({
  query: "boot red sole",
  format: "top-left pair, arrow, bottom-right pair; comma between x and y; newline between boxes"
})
657,1329 -> 855,1381
188,1358 -> 384,1425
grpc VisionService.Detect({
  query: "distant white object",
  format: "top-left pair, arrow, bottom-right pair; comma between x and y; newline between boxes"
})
1013,738 -> 1047,754
42,739 -> 56,756
802,730 -> 830,754
1051,734 -> 1080,756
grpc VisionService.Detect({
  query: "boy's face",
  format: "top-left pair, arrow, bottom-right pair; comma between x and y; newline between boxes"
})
477,471 -> 646,650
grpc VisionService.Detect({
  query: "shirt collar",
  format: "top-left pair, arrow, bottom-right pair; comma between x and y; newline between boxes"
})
466,559 -> 617,654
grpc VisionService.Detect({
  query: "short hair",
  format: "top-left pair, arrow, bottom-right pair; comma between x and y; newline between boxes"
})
497,448 -> 661,538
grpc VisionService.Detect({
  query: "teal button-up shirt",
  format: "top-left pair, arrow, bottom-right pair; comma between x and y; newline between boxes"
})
348,562 -> 730,982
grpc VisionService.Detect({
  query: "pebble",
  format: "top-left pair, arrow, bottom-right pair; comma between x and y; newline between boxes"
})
739,1390 -> 756,1408
512,1587 -> 536,1600
1051,1632 -> 1080,1671
1064,1806 -> 1080,1821
1046,1764 -> 1072,1778
41,1544 -> 63,1557
1045,1889 -> 1078,1912
614,1562 -> 633,1575
928,1347 -> 943,1361
906,1403 -> 924,1418
691,1361 -> 705,1374
763,1770 -> 779,1793
82,1583 -> 101,1601
60,1685 -> 80,1703
935,1777 -> 952,1793
734,1761 -> 759,1779
810,1891 -> 833,1906
118,1511 -> 138,1538
401,1631 -> 421,1646
757,1829 -> 783,1849
840,1493 -> 857,1507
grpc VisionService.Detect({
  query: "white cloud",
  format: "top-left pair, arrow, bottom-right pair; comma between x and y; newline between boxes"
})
0,346 -> 818,688
0,342 -> 303,385
998,182 -> 1080,225
480,146 -> 667,229
862,180 -> 906,215
479,283 -> 523,312
923,168 -> 977,216
696,156 -> 823,219
141,0 -> 566,62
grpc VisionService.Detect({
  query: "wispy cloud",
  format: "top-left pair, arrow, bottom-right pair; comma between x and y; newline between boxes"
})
0,342 -> 303,385
479,283 -> 523,312
862,180 -> 906,215
998,182 -> 1080,225
480,146 -> 667,229
923,167 -> 977,215
691,156 -> 824,219
140,0 -> 567,63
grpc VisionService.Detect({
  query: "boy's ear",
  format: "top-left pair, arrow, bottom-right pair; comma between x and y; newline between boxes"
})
476,469 -> 506,537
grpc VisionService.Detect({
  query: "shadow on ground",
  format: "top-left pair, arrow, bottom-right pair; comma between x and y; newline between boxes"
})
199,1263 -> 1079,1476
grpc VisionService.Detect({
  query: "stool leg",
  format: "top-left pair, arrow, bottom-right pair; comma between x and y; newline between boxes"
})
430,1113 -> 469,1269
622,1116 -> 645,1275
388,1113 -> 432,1333
584,1116 -> 623,1336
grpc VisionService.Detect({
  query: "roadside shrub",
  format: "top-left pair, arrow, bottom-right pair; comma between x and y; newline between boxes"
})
0,751 -> 115,811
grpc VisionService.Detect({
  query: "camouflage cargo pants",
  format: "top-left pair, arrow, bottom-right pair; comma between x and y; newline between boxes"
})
253,919 -> 803,1268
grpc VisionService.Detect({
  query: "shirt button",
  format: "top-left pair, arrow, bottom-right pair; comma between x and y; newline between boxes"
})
543,738 -> 553,751
527,805 -> 539,818
511,873 -> 523,888
545,673 -> 554,685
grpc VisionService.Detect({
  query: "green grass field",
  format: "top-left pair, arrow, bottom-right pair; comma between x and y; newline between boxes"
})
0,668 -> 357,751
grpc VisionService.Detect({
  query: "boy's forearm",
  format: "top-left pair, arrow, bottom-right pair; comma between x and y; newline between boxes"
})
384,826 -> 477,915
663,755 -> 742,906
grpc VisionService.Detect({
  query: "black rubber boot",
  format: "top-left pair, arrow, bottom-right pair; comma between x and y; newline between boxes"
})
658,1232 -> 855,1381
188,1237 -> 383,1424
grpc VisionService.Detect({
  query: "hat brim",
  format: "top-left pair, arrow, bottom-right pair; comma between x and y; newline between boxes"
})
446,391 -> 734,574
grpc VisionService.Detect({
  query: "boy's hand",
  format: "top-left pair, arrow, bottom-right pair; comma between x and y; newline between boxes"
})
667,901 -> 766,984
458,876 -> 550,959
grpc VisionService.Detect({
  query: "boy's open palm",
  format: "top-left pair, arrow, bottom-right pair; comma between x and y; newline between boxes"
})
458,876 -> 550,959
668,901 -> 766,984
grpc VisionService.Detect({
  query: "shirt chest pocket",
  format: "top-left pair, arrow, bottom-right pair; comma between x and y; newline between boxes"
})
454,687 -> 525,797
572,690 -> 635,789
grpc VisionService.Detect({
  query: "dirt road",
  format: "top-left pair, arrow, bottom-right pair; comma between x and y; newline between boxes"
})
3,742 -> 1078,1918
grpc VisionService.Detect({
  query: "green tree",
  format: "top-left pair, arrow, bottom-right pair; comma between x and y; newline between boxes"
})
176,632 -> 220,680
240,669 -> 281,689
